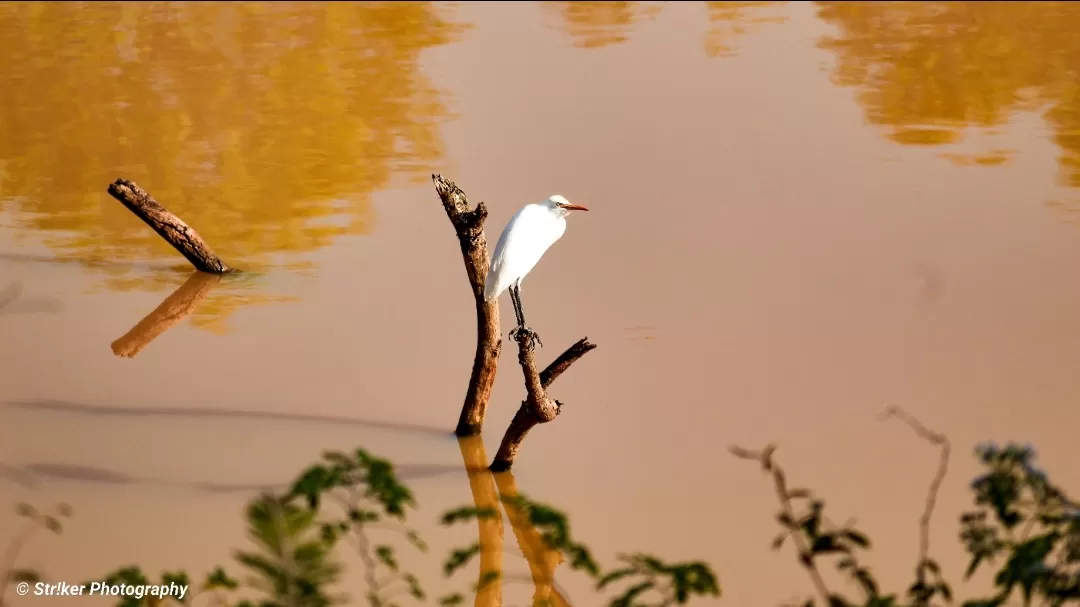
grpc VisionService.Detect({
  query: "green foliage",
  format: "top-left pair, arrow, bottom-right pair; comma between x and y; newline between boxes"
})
82,448 -> 427,607
438,492 -> 720,606
599,553 -> 722,606
755,441 -> 1077,607
232,494 -> 343,607
49,446 -> 717,607
7,438 -> 1077,607
501,493 -> 602,578
958,443 -> 1080,607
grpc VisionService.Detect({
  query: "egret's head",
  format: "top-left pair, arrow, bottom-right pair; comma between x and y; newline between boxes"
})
547,194 -> 589,215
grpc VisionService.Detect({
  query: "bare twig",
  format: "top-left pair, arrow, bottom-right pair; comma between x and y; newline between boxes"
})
344,488 -> 385,603
106,179 -> 232,274
730,444 -> 832,607
539,338 -> 598,388
457,436 -> 504,607
879,405 -> 951,601
110,271 -> 223,358
0,521 -> 36,607
432,175 -> 502,437
490,336 -> 597,472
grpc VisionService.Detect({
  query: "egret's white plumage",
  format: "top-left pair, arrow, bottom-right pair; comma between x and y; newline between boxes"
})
484,195 -> 589,303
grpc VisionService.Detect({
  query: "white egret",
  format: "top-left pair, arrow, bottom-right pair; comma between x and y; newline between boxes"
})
484,195 -> 590,348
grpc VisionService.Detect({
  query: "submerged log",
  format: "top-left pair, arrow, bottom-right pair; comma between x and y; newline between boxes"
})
106,179 -> 233,274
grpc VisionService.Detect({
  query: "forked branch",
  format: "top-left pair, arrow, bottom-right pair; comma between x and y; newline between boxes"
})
732,408 -> 953,607
432,174 -> 598,448
729,444 -> 833,606
490,336 -> 597,472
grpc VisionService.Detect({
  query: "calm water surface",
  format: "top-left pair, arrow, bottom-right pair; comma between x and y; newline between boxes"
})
3,2 -> 1080,606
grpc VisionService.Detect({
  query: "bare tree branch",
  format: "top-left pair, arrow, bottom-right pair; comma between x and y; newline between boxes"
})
490,336 -> 597,472
879,405 -> 951,605
730,444 -> 832,607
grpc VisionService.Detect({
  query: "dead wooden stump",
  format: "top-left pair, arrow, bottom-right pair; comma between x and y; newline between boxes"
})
110,271 -> 223,358
431,174 -> 597,467
106,179 -> 233,274
433,175 -> 503,436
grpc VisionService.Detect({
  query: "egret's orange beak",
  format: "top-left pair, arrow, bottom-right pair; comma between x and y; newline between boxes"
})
562,203 -> 589,212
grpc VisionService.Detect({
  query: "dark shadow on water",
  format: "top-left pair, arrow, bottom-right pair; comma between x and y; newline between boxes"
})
0,460 -> 460,494
3,399 -> 452,439
0,280 -> 63,316
0,251 -> 180,271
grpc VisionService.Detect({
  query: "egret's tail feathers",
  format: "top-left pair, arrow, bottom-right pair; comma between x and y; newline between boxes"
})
483,277 -> 501,302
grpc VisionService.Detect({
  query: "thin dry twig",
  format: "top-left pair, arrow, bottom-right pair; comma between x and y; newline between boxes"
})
879,405 -> 951,603
729,443 -> 832,606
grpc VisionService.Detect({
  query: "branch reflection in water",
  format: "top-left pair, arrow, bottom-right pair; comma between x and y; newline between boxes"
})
458,435 -> 574,606
110,271 -> 223,358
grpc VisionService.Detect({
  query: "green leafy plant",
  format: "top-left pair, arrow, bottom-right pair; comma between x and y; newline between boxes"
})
734,407 -> 1078,607
10,445 -> 717,607
959,443 -> 1080,607
439,492 -> 720,606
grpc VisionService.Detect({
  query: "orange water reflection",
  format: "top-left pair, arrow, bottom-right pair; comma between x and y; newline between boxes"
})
816,2 -> 1080,184
0,1 -> 467,326
4,3 -> 1080,607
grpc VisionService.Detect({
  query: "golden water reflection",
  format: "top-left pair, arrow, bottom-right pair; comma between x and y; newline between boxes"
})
0,1 -> 467,293
815,0 -> 1080,194
541,1 -> 665,49
541,1 -> 788,55
457,436 -> 572,607
703,2 -> 789,58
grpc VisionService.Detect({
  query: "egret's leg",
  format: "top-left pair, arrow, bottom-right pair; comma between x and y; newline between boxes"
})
509,284 -> 525,327
508,284 -> 543,348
